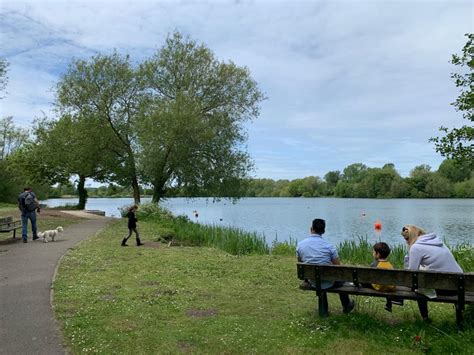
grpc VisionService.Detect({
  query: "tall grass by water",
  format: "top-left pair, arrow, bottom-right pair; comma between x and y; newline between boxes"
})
337,236 -> 407,268
131,203 -> 473,269
133,203 -> 269,255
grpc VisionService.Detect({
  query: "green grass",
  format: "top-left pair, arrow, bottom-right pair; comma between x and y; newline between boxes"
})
52,218 -> 474,354
135,203 -> 270,255
0,206 -> 82,242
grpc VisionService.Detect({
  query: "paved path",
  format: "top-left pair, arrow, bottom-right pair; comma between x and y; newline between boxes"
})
0,216 -> 111,355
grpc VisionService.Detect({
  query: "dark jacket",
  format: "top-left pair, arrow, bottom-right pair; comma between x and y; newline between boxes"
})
127,211 -> 137,229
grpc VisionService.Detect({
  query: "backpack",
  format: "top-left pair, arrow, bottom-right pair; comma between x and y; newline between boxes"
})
24,192 -> 37,211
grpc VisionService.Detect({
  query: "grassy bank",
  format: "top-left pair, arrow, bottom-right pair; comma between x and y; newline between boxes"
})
0,204 -> 84,242
53,214 -> 473,354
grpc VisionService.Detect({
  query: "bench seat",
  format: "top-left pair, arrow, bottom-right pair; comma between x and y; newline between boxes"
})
0,216 -> 22,239
297,262 -> 474,329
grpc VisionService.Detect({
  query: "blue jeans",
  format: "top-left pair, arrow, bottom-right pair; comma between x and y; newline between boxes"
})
21,211 -> 38,241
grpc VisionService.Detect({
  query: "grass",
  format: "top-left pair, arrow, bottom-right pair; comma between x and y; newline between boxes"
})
0,204 -> 83,242
52,217 -> 474,354
133,203 -> 270,255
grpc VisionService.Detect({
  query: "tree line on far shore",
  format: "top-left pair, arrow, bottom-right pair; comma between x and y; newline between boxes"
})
43,159 -> 473,199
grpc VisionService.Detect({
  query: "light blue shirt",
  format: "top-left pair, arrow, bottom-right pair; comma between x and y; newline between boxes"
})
297,234 -> 338,289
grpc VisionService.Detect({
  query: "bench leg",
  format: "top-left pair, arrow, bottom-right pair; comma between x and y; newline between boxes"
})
317,292 -> 329,317
456,304 -> 464,331
13,229 -> 16,239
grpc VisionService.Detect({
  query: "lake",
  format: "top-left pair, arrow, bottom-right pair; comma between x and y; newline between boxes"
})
42,197 -> 473,247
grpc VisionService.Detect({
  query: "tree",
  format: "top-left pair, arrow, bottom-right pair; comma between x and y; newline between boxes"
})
430,33 -> 473,166
56,52 -> 143,204
139,32 -> 264,203
341,163 -> 368,182
324,170 -> 341,194
359,166 -> 400,198
0,58 -> 8,98
425,174 -> 453,198
407,164 -> 432,196
0,117 -> 28,160
0,117 -> 30,203
437,159 -> 472,183
453,176 -> 474,197
30,115 -> 116,208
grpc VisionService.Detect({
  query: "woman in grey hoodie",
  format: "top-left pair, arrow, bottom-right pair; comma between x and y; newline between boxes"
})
401,225 -> 463,322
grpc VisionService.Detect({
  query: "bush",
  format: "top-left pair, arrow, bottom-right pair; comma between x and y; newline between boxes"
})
119,202 -> 174,220
153,226 -> 177,243
271,238 -> 297,256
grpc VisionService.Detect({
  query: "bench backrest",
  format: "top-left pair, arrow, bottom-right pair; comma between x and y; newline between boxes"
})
0,216 -> 13,225
297,263 -> 474,292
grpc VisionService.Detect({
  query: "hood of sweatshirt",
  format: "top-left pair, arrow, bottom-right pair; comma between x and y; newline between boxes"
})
414,233 -> 443,247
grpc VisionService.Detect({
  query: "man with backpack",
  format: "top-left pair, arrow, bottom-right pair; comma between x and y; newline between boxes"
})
18,187 -> 40,243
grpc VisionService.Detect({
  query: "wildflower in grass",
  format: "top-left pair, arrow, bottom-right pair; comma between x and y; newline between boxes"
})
412,330 -> 429,352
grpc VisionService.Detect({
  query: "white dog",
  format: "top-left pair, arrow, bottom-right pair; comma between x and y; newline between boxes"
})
38,226 -> 64,243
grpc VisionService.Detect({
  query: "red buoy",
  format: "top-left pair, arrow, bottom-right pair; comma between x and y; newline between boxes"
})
374,221 -> 382,231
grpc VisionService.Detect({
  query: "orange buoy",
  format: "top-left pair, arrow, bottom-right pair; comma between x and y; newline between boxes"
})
374,221 -> 382,231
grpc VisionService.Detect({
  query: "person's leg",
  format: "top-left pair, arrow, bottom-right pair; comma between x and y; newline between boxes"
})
30,212 -> 38,240
121,229 -> 132,246
21,213 -> 28,242
332,281 -> 354,313
417,299 -> 429,321
392,296 -> 404,306
321,292 -> 329,316
134,228 -> 143,246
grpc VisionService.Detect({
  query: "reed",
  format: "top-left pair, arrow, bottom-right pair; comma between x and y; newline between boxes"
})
337,236 -> 473,271
135,203 -> 473,268
172,221 -> 270,255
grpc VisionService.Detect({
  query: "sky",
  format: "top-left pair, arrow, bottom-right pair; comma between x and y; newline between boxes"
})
1,0 -> 473,181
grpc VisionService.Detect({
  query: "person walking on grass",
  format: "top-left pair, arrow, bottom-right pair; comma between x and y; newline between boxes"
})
121,205 -> 144,247
296,218 -> 355,315
18,186 -> 40,243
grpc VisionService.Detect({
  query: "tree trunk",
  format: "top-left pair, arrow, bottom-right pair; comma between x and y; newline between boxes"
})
131,175 -> 141,204
77,175 -> 88,210
152,180 -> 166,204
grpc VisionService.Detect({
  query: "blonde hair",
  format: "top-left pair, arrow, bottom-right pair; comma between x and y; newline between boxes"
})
401,225 -> 426,246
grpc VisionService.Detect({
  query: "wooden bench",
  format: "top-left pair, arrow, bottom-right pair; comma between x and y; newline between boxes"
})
297,263 -> 474,329
0,216 -> 22,239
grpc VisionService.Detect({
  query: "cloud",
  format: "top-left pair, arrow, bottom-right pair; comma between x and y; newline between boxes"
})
1,0 -> 472,179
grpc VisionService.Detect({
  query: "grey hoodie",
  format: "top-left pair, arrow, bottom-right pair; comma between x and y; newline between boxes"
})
407,233 -> 463,272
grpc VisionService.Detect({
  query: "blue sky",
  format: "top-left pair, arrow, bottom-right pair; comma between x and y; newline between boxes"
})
1,0 -> 473,180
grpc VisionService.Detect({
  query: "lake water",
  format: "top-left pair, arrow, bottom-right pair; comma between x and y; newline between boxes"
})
42,197 -> 473,247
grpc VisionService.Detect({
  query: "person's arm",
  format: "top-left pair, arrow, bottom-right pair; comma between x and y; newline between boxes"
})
330,244 -> 340,265
407,247 -> 422,270
34,195 -> 40,212
296,248 -> 302,262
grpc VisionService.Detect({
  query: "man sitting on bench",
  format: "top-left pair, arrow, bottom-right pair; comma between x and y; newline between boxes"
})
296,218 -> 355,315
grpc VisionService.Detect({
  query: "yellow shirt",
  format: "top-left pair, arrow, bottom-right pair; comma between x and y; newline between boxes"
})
372,260 -> 396,292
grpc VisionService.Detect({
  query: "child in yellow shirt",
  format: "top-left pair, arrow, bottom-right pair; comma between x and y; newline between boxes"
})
370,242 -> 403,312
